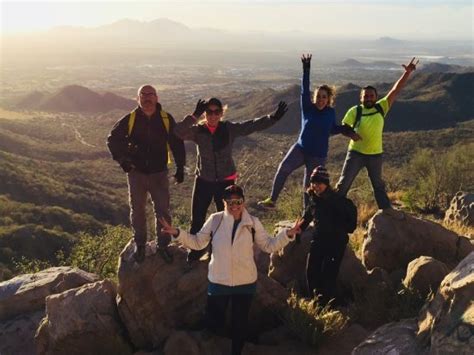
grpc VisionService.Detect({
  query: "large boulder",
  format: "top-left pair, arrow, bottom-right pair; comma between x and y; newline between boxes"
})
444,191 -> 474,227
417,251 -> 474,354
0,310 -> 44,355
0,266 -> 99,321
117,240 -> 289,350
362,210 -> 473,272
269,224 -> 368,297
403,256 -> 449,298
35,279 -> 132,355
352,318 -> 425,355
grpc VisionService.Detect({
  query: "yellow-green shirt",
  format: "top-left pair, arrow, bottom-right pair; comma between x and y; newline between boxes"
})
342,96 -> 390,155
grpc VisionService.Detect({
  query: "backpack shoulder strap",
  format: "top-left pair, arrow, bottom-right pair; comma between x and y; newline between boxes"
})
248,215 -> 256,243
160,110 -> 172,165
160,110 -> 170,133
353,105 -> 363,129
210,212 -> 224,240
374,103 -> 385,117
128,110 -> 136,136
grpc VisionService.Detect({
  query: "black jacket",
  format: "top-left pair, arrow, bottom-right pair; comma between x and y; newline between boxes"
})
300,189 -> 349,245
107,104 -> 185,174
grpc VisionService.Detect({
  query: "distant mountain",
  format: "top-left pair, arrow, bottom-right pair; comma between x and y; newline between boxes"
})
16,85 -> 136,113
419,62 -> 471,74
375,37 -> 406,46
336,58 -> 398,69
230,71 -> 474,134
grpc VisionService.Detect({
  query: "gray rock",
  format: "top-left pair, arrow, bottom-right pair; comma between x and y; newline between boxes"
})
0,310 -> 44,355
35,279 -> 132,355
352,318 -> 426,355
403,256 -> 449,298
0,266 -> 99,321
444,191 -> 474,227
418,251 -> 474,354
363,210 -> 473,272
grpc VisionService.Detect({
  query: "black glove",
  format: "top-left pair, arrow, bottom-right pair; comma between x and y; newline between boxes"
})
295,234 -> 301,244
174,166 -> 184,184
270,101 -> 288,121
301,54 -> 312,70
120,159 -> 135,173
192,99 -> 207,119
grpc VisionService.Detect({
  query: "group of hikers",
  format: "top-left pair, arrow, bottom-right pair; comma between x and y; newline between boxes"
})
107,54 -> 419,354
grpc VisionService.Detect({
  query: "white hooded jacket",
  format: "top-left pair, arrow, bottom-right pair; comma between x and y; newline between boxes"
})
174,208 -> 293,287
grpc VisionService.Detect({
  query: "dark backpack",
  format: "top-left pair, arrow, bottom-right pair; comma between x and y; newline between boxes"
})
339,196 -> 358,233
209,212 -> 255,242
352,103 -> 385,129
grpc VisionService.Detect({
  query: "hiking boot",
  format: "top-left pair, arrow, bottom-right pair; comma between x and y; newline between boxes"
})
133,245 -> 146,263
257,197 -> 276,209
156,245 -> 174,264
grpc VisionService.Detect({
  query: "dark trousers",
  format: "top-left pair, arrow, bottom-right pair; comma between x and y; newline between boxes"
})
188,177 -> 235,261
306,238 -> 347,304
335,150 -> 391,209
206,293 -> 254,355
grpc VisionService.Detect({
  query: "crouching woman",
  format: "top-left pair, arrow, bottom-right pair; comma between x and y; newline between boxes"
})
160,184 -> 301,355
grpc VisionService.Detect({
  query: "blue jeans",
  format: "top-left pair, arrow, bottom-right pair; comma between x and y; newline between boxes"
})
270,144 -> 326,208
335,150 -> 391,209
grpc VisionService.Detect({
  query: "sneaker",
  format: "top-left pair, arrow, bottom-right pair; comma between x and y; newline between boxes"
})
257,197 -> 276,209
156,246 -> 174,264
133,245 -> 146,263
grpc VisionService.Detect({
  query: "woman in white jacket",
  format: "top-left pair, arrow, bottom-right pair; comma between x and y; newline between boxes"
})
160,184 -> 301,355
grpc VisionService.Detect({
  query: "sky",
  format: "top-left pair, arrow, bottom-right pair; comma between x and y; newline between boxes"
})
1,0 -> 473,40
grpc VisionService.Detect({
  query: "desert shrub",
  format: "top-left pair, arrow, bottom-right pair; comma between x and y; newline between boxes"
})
404,143 -> 474,212
67,225 -> 131,280
350,283 -> 431,328
282,292 -> 349,348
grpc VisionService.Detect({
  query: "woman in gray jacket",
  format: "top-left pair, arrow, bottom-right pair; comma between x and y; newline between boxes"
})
160,184 -> 301,355
175,98 -> 288,264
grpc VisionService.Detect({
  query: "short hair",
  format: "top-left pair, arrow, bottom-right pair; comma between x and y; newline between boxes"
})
361,85 -> 378,97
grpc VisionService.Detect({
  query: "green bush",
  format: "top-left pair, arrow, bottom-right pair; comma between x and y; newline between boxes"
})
67,225 -> 131,280
282,292 -> 349,348
404,143 -> 474,212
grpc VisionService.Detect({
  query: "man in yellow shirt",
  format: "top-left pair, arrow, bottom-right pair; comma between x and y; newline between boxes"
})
336,57 -> 419,210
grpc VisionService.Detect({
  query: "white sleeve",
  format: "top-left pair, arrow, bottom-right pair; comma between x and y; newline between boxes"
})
172,215 -> 213,250
253,217 -> 292,254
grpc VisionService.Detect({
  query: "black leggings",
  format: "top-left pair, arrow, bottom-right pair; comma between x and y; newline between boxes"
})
188,177 -> 234,261
206,293 -> 254,355
306,238 -> 347,304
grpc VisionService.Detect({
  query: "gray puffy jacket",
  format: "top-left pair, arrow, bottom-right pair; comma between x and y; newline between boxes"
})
174,115 -> 277,181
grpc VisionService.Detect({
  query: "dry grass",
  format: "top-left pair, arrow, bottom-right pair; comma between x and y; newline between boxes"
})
442,221 -> 474,239
282,292 -> 350,348
348,227 -> 366,258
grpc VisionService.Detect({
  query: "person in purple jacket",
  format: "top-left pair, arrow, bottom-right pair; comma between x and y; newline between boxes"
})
259,54 -> 359,209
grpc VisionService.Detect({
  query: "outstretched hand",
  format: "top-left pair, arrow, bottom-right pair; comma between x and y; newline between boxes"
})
301,54 -> 312,70
402,57 -> 419,74
287,217 -> 304,238
193,99 -> 208,119
270,101 -> 288,121
158,217 -> 179,237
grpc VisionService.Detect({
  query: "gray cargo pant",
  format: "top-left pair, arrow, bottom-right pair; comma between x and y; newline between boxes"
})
127,170 -> 171,248
335,150 -> 391,209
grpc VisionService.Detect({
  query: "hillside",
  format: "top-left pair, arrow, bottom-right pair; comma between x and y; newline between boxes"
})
14,85 -> 136,113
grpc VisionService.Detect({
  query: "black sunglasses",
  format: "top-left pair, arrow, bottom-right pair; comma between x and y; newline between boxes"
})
206,108 -> 223,115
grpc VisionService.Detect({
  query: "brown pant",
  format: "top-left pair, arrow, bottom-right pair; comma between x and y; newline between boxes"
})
127,170 -> 171,248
